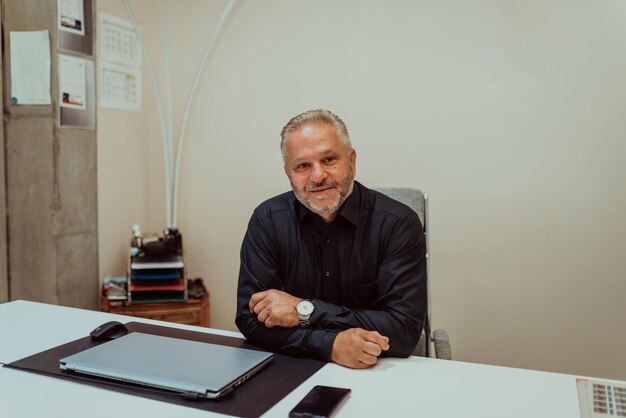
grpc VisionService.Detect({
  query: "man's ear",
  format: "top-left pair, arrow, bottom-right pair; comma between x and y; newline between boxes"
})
284,164 -> 289,176
350,148 -> 357,176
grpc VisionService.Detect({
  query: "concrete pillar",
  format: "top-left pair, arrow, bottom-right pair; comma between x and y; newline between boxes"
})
0,2 -> 7,303
2,0 -> 98,309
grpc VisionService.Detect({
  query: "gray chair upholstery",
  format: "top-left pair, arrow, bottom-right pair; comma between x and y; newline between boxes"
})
374,188 -> 451,360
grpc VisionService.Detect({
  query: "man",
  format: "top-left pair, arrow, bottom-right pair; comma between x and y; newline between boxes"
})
235,109 -> 426,369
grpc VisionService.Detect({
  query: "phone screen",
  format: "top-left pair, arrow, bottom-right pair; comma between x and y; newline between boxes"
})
289,385 -> 351,418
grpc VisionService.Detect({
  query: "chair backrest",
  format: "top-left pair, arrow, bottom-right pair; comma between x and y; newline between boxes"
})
374,188 -> 430,356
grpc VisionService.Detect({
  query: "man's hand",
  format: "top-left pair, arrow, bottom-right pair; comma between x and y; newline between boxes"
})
249,289 -> 301,328
331,328 -> 390,369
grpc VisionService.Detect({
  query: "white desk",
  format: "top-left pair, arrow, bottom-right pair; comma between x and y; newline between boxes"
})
0,300 -> 239,365
0,300 -> 619,417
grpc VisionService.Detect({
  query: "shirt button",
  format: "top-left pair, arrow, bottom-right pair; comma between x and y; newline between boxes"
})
325,271 -> 330,277
325,239 -> 330,244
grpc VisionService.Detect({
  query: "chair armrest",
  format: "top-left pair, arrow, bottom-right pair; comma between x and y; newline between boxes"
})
411,330 -> 427,356
432,329 -> 452,360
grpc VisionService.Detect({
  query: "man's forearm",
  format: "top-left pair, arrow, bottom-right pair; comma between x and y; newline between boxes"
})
235,309 -> 340,361
310,298 -> 425,357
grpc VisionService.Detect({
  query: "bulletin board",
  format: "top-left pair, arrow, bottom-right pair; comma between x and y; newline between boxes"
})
57,0 -> 94,57
57,0 -> 96,128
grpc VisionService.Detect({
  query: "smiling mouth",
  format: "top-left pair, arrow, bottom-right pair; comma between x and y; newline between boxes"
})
308,186 -> 334,193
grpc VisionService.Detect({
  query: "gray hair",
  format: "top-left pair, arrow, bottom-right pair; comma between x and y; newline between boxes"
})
280,109 -> 351,163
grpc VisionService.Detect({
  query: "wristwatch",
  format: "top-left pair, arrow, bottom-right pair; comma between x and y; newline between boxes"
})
296,300 -> 315,327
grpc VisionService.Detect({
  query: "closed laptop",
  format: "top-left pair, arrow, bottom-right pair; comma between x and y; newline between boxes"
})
60,332 -> 273,399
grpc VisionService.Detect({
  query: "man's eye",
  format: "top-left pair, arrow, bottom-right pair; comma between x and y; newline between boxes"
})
295,163 -> 309,170
323,156 -> 337,164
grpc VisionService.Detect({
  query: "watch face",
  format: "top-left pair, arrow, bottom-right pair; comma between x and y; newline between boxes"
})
297,301 -> 314,315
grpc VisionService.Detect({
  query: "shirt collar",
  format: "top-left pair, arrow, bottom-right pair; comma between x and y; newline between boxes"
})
337,181 -> 360,227
296,181 -> 361,227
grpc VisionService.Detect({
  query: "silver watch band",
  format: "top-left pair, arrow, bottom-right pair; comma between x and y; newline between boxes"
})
297,300 -> 314,327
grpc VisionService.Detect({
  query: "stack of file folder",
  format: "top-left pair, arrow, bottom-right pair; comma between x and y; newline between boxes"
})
129,255 -> 186,303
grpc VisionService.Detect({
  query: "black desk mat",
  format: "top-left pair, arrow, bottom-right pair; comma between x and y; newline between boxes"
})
4,321 -> 325,418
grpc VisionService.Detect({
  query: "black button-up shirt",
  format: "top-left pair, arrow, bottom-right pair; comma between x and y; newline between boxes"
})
235,181 -> 427,361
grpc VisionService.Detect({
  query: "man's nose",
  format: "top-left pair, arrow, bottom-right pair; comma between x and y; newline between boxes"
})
309,163 -> 328,183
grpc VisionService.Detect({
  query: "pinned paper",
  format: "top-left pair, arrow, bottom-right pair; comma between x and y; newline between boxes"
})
99,61 -> 141,112
58,0 -> 85,36
10,30 -> 51,105
58,54 -> 86,109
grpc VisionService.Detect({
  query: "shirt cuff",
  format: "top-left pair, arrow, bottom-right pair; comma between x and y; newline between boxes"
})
302,329 -> 340,361
310,298 -> 344,328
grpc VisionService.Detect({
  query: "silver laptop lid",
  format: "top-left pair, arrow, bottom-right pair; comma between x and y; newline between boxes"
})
60,332 -> 273,398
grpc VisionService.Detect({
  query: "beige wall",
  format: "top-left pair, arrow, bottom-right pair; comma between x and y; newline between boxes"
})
97,0 -> 626,380
97,1 -> 158,282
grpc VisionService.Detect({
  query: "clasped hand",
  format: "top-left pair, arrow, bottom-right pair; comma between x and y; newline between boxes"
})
331,328 -> 389,369
249,289 -> 301,328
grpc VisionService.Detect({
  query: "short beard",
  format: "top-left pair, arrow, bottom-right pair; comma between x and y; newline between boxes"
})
291,167 -> 355,219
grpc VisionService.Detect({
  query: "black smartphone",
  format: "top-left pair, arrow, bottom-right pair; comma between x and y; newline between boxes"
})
289,385 -> 352,418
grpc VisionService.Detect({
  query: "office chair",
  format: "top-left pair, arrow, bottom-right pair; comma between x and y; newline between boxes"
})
374,188 -> 451,360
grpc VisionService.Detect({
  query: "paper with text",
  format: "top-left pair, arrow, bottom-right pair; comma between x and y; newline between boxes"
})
10,31 -> 51,105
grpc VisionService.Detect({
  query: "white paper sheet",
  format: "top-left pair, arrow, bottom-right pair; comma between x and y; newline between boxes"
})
99,13 -> 141,67
58,54 -> 86,109
10,31 -> 51,105
99,61 -> 141,111
58,0 -> 85,36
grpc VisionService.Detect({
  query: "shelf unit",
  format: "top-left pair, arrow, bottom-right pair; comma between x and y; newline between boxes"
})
100,292 -> 209,327
129,255 -> 186,303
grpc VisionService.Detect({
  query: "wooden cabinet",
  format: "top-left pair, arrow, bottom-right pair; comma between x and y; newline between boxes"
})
100,292 -> 209,327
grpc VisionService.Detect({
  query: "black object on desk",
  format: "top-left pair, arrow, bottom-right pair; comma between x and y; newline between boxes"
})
290,385 -> 352,418
5,322 -> 325,418
89,321 -> 128,341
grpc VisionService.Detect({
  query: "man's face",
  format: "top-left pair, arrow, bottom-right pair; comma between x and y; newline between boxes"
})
283,123 -> 357,223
